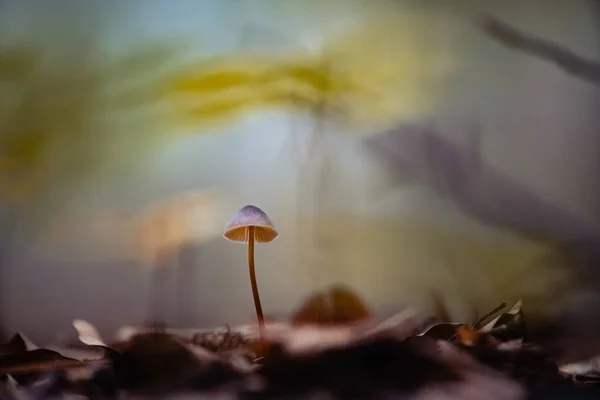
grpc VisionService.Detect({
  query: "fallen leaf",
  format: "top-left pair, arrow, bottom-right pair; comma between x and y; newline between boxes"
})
291,285 -> 372,326
480,300 -> 526,342
110,332 -> 221,393
457,326 -> 481,347
0,333 -> 38,356
73,319 -> 106,347
0,349 -> 86,385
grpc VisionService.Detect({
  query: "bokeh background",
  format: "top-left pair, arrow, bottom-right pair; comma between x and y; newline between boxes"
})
0,0 -> 599,344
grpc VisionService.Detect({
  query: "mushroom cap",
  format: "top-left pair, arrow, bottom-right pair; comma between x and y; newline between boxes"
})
223,205 -> 278,243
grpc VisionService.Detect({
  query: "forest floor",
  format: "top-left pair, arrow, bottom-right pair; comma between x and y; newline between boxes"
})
1,289 -> 600,399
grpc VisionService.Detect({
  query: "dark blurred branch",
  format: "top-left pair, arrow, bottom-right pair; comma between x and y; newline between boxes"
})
0,209 -> 20,339
481,15 -> 600,87
365,124 -> 600,266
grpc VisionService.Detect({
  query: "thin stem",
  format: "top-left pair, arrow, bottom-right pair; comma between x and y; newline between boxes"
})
0,209 -> 20,338
248,226 -> 265,339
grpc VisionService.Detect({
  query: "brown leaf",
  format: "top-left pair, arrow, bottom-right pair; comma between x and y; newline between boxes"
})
457,326 -> 481,347
291,285 -> 372,326
0,349 -> 87,385
456,326 -> 500,349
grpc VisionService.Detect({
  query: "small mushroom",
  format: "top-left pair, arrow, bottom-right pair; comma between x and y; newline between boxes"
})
224,205 -> 278,340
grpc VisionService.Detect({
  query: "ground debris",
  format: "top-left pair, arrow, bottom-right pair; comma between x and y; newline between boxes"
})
0,296 -> 599,399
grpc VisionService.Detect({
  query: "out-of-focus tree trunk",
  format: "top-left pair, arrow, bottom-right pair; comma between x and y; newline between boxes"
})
0,211 -> 18,340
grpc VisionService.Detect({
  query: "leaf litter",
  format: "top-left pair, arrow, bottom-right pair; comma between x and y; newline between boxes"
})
0,287 -> 599,399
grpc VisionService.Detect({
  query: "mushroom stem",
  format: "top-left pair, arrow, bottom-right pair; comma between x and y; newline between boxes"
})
247,226 -> 266,339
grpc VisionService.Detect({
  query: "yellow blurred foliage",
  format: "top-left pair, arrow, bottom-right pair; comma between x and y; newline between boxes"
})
0,42 -> 184,205
0,10 -> 456,205
167,12 -> 455,133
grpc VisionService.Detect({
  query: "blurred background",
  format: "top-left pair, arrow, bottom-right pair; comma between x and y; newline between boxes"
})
0,0 -> 599,344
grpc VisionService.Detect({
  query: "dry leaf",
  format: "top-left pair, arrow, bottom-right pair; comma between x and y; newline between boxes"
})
291,285 -> 372,326
480,300 -> 526,342
110,332 -> 223,394
73,319 -> 106,347
0,349 -> 85,385
0,333 -> 38,356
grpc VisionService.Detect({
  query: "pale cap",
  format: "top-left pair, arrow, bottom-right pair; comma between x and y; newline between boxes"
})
223,205 -> 278,243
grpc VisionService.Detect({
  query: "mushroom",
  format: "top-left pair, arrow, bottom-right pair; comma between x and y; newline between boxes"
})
223,205 -> 278,339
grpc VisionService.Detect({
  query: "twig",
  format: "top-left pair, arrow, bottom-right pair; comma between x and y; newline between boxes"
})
481,15 -> 600,87
472,302 -> 507,329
